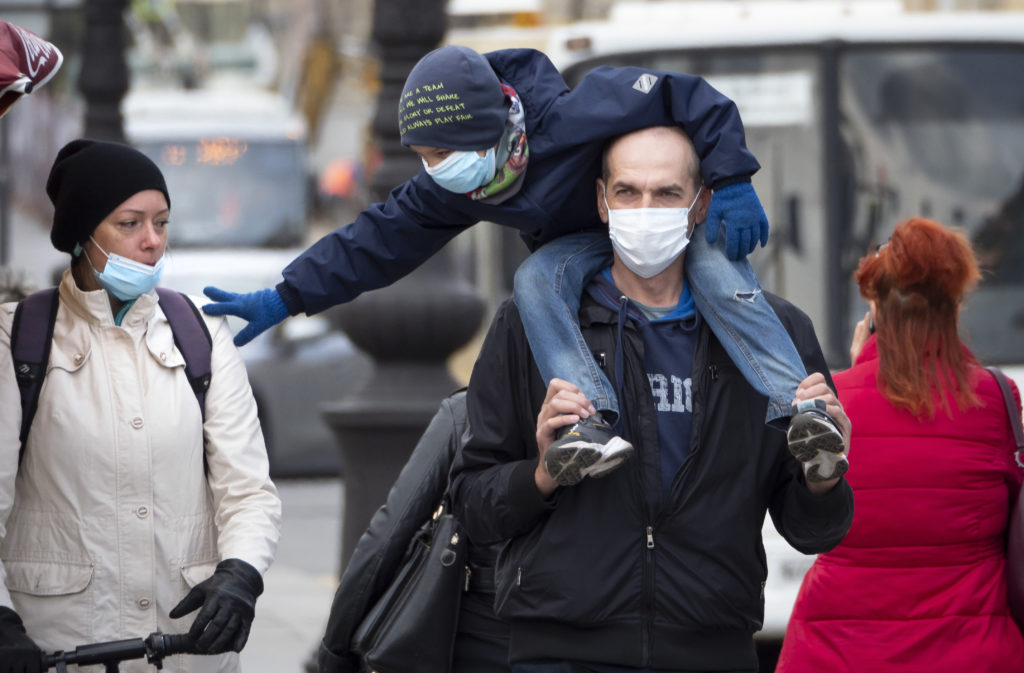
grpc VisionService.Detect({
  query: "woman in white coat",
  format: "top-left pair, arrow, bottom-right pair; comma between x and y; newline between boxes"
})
0,139 -> 281,673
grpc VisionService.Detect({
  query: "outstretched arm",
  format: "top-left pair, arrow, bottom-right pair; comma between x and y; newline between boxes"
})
202,176 -> 474,345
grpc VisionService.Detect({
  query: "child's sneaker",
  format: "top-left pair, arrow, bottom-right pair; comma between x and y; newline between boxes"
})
787,399 -> 848,482
544,413 -> 634,486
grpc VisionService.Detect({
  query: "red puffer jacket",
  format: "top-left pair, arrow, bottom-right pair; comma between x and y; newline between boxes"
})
777,336 -> 1024,673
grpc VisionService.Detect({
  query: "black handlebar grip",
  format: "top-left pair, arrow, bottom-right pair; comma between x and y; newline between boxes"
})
148,631 -> 197,656
45,637 -> 147,667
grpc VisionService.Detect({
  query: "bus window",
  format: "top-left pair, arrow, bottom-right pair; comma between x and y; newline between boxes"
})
839,46 -> 1024,364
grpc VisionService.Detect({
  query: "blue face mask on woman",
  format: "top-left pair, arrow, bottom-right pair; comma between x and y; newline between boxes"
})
87,236 -> 165,301
423,147 -> 497,194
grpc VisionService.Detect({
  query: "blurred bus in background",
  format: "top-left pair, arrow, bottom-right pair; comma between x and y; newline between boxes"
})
123,84 -> 371,478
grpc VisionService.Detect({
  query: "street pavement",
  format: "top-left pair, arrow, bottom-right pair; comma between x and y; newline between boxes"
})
240,478 -> 344,673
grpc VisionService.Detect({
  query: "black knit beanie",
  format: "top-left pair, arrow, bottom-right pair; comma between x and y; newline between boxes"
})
47,139 -> 170,253
398,45 -> 507,151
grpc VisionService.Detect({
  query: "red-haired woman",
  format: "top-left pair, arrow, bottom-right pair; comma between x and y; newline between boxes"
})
776,217 -> 1024,672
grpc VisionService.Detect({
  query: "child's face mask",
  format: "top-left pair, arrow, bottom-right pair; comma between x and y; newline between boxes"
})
423,147 -> 496,194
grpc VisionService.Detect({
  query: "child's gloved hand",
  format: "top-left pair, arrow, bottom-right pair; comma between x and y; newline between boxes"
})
202,286 -> 290,347
704,182 -> 770,261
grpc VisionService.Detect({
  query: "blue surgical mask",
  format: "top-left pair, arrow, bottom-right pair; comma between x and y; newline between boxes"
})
423,147 -> 497,194
88,236 -> 165,301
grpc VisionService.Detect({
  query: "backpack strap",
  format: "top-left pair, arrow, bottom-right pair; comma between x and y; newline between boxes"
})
11,288 -> 60,464
156,288 -> 213,422
987,366 -> 1024,467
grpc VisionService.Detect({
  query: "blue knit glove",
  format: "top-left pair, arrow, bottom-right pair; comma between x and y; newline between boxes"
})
202,286 -> 290,347
704,182 -> 770,261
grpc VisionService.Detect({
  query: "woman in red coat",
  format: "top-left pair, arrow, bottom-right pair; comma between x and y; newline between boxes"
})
777,217 -> 1024,673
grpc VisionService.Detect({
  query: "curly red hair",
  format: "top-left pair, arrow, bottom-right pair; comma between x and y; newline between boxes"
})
854,217 -> 982,418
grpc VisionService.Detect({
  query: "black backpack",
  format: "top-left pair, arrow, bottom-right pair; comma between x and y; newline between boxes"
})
10,287 -> 212,463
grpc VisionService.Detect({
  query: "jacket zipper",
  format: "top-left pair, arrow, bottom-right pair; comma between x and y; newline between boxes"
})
643,524 -> 655,665
615,308 -> 656,667
606,292 -> 665,667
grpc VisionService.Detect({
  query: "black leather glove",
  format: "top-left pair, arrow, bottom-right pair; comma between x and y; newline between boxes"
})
0,606 -> 43,673
169,558 -> 264,654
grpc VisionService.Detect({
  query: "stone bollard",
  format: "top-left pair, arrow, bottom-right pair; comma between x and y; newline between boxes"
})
322,253 -> 484,569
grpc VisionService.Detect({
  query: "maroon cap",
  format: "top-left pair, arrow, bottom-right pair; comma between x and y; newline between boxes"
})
0,21 -> 63,119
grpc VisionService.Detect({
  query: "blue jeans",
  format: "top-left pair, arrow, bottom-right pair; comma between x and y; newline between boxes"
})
512,231 -> 805,424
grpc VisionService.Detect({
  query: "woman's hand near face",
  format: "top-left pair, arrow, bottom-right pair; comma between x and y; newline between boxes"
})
850,310 -> 872,366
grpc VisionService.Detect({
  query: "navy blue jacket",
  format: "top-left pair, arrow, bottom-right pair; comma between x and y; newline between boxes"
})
450,291 -> 853,671
277,49 -> 760,315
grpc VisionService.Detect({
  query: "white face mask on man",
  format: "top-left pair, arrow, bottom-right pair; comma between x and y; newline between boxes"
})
605,186 -> 703,278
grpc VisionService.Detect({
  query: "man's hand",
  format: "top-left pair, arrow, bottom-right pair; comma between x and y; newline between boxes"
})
169,558 -> 264,654
534,378 -> 597,497
202,286 -> 290,347
793,372 -> 851,495
704,182 -> 770,261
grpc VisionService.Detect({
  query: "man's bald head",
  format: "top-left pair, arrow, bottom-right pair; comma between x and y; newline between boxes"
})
601,126 -> 701,195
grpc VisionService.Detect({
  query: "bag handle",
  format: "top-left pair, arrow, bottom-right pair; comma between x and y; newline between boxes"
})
986,367 -> 1024,466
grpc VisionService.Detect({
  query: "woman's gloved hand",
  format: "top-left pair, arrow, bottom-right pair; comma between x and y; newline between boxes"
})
169,558 -> 264,654
0,606 -> 43,673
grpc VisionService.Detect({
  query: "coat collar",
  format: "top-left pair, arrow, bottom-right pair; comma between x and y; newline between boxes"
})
51,269 -> 182,371
57,268 -> 159,328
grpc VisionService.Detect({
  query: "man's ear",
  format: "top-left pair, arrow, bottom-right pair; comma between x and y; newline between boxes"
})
696,185 -> 711,223
596,178 -> 609,224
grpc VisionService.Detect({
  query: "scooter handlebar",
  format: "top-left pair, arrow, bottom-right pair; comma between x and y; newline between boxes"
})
41,632 -> 196,670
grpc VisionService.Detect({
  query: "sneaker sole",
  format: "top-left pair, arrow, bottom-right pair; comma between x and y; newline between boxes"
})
545,438 -> 634,486
788,415 -> 848,482
545,444 -> 602,486
805,453 -> 849,482
582,438 -> 634,478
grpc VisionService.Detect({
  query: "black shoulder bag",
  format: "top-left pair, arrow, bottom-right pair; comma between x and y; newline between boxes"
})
351,496 -> 468,673
988,367 -> 1024,629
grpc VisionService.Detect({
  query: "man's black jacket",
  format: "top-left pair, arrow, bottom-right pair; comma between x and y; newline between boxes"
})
450,293 -> 854,672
